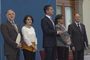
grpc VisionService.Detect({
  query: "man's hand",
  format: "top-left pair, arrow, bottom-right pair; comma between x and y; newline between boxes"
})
17,43 -> 22,48
67,41 -> 71,46
72,47 -> 75,52
58,31 -> 64,34
87,47 -> 88,50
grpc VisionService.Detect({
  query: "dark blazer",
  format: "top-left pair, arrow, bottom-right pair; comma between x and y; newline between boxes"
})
68,22 -> 88,50
1,20 -> 23,55
41,16 -> 57,48
55,23 -> 68,47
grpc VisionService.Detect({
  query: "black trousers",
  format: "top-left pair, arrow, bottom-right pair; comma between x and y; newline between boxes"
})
57,47 -> 69,60
6,51 -> 20,60
72,48 -> 84,60
44,45 -> 57,60
22,49 -> 36,60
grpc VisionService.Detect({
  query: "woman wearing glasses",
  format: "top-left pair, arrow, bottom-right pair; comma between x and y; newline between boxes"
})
55,14 -> 71,60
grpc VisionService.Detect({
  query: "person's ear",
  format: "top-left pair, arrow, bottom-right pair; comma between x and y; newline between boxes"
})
6,14 -> 8,19
46,10 -> 48,14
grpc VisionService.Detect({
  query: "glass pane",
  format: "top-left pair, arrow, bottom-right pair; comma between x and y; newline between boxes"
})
65,7 -> 73,29
56,6 -> 62,14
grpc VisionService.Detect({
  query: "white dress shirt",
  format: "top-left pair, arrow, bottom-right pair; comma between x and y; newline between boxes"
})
22,26 -> 37,46
75,21 -> 82,32
8,20 -> 18,33
46,15 -> 58,34
46,15 -> 55,28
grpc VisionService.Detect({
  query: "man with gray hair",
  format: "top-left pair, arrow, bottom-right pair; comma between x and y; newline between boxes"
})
1,9 -> 23,60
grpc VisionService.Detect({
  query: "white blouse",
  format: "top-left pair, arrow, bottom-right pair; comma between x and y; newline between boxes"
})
22,26 -> 37,46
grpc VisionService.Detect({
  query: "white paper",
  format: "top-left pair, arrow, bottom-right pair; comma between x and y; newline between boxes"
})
16,33 -> 21,44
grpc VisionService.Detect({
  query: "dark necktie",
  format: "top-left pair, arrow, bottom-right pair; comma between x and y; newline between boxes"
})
78,24 -> 81,31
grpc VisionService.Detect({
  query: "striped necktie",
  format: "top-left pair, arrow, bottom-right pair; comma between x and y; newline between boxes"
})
12,21 -> 18,33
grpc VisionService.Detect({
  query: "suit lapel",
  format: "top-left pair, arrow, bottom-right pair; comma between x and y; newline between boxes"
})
80,24 -> 83,33
45,16 -> 55,29
45,16 -> 53,25
73,22 -> 82,34
58,23 -> 65,31
15,22 -> 19,33
7,20 -> 18,33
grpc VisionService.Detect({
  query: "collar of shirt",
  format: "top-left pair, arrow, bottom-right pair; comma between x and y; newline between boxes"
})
8,20 -> 14,24
75,21 -> 80,27
46,15 -> 51,19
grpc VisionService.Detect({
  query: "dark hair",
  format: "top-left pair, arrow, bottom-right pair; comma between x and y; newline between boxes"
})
23,15 -> 34,24
54,14 -> 63,25
43,5 -> 52,14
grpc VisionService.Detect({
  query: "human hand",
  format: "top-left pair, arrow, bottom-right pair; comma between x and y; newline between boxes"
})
33,49 -> 36,52
66,37 -> 69,40
72,47 -> 75,52
67,41 -> 71,46
17,43 -> 22,48
34,46 -> 38,51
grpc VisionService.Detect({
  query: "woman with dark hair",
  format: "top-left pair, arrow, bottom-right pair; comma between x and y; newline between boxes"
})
22,15 -> 37,60
55,14 -> 71,60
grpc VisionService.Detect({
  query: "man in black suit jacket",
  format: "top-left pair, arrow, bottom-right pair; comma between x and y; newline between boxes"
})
1,9 -> 23,60
68,13 -> 88,60
41,5 -> 63,60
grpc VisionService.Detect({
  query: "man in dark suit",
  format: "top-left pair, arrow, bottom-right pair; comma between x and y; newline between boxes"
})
1,9 -> 23,60
41,5 -> 63,60
68,13 -> 88,60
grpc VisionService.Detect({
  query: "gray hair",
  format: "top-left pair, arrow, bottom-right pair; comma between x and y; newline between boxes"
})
6,9 -> 15,15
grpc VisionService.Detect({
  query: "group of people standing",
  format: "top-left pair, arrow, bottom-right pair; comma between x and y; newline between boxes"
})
1,5 -> 88,60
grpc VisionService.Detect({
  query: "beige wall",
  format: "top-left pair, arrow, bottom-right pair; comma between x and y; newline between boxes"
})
83,0 -> 90,45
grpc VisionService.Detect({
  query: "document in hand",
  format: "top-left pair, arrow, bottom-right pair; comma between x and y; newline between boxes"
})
16,33 -> 21,44
60,31 -> 71,42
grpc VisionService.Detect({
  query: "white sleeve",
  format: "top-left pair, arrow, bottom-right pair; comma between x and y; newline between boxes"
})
33,27 -> 37,45
22,27 -> 32,46
35,34 -> 37,44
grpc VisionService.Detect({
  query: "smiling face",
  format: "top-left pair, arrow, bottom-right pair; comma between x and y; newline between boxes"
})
6,10 -> 15,21
74,14 -> 81,23
25,17 -> 32,26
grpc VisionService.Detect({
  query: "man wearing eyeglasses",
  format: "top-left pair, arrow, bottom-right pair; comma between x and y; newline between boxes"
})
68,13 -> 88,60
